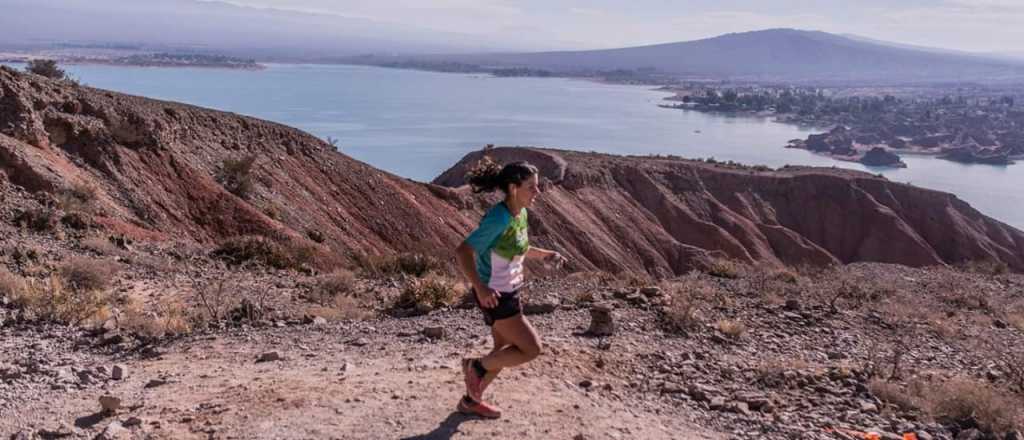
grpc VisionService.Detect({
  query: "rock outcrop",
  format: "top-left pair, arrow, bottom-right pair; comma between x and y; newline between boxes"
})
940,145 -> 1013,165
4,66 -> 1024,275
860,147 -> 906,167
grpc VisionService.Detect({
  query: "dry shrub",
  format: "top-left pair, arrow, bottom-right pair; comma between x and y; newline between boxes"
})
925,377 -> 1022,434
12,274 -> 114,324
14,208 -> 57,232
706,259 -> 740,279
662,274 -> 718,333
212,235 -> 317,271
565,270 -> 614,285
192,280 -> 239,325
926,313 -> 959,339
862,337 -> 914,381
716,319 -> 747,340
393,274 -> 461,313
130,254 -> 175,274
755,358 -> 811,388
120,296 -> 192,338
935,276 -> 991,312
219,155 -> 257,199
59,257 -> 117,292
355,252 -> 446,278
772,269 -> 800,284
1006,311 -> 1024,333
565,270 -> 610,286
825,270 -> 897,313
868,378 -> 923,412
747,264 -> 799,299
979,339 -> 1024,395
60,212 -> 91,230
8,245 -> 41,268
0,267 -> 24,301
80,236 -> 124,257
56,182 -> 98,213
572,289 -> 597,304
305,296 -> 371,321
866,372 -> 1022,433
963,260 -> 1010,276
308,270 -> 358,306
609,271 -> 652,289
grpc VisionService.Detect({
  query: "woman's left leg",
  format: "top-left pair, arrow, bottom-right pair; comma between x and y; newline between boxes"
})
479,326 -> 510,394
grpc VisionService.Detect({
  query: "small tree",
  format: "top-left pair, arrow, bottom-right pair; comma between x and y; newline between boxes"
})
26,59 -> 66,79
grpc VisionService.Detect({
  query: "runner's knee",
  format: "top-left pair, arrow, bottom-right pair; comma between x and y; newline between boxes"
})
521,339 -> 543,360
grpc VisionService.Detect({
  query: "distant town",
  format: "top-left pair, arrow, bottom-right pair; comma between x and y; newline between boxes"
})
660,84 -> 1024,167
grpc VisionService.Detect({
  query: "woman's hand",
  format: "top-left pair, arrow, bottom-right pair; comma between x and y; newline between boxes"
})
475,286 -> 502,309
546,251 -> 568,269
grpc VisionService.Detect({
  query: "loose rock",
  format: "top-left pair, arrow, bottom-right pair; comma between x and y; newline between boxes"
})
640,286 -> 662,297
99,395 -> 121,413
111,364 -> 127,380
587,303 -> 615,336
144,379 -> 168,388
96,421 -> 129,440
256,352 -> 282,363
422,326 -> 445,340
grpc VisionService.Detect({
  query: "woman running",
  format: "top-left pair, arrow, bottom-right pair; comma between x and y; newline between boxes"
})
454,158 -> 567,419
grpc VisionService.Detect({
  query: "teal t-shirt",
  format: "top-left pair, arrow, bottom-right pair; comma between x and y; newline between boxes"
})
465,202 -> 529,291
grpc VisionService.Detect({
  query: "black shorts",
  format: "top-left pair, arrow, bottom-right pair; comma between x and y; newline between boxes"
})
476,289 -> 522,326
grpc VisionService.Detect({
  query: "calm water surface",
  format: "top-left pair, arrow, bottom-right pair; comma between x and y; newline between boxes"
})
6,63 -> 1022,230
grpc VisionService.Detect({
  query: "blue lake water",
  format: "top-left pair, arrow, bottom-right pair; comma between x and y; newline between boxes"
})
5,63 -> 1022,230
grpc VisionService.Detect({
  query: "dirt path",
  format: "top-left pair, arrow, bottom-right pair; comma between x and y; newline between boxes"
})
4,311 -> 724,440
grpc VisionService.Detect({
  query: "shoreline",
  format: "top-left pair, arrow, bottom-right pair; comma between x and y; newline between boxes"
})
1,57 -> 264,71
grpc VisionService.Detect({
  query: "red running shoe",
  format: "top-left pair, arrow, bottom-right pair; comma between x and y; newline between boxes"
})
457,397 -> 502,419
461,358 -> 483,401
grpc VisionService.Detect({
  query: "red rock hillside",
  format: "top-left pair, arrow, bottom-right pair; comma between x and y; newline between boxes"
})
0,65 -> 472,260
436,147 -> 1024,275
3,65 -> 1022,275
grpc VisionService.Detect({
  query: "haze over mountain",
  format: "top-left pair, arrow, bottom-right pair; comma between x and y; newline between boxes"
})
414,29 -> 1024,83
0,0 -> 539,59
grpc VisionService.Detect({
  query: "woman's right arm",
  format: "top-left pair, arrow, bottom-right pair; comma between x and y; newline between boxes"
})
455,241 -> 500,308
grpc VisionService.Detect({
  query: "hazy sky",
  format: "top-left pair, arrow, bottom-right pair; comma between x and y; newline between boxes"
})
212,0 -> 1024,53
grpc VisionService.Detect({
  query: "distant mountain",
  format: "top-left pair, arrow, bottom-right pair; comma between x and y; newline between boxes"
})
0,0 -> 528,60
424,29 -> 1024,83
838,33 -> 977,57
996,52 -> 1024,61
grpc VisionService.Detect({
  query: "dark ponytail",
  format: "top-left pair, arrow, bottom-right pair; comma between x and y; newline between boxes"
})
465,157 -> 538,194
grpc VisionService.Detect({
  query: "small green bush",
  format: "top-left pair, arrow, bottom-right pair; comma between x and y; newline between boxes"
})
26,59 -> 65,79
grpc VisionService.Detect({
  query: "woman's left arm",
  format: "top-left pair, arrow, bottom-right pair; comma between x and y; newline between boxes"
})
526,246 -> 568,266
526,246 -> 555,260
